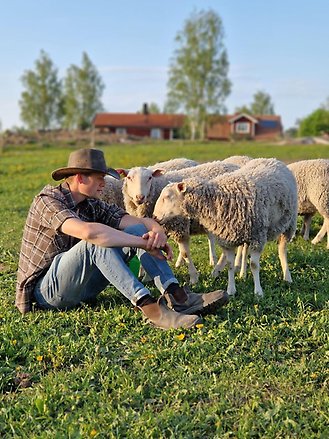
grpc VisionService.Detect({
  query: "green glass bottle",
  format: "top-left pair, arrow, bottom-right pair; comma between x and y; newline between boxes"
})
128,255 -> 140,277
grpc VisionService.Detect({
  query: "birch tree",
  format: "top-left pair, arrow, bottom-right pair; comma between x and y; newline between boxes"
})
166,9 -> 231,140
19,50 -> 62,130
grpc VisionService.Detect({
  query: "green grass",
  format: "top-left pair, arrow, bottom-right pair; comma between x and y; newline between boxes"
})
0,141 -> 328,438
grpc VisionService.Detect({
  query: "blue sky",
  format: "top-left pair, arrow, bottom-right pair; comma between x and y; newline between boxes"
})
0,0 -> 328,130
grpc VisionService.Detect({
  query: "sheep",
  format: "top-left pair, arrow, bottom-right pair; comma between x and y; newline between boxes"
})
99,175 -> 125,208
100,158 -> 198,208
287,159 -> 329,249
153,158 -> 298,297
222,155 -> 252,167
149,157 -> 199,171
120,161 -> 239,284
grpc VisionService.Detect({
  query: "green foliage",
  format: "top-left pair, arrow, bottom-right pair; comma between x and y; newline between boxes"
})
19,50 -> 63,130
0,143 -> 329,437
63,52 -> 105,130
250,90 -> 275,115
298,108 -> 329,136
235,90 -> 275,116
166,9 -> 231,141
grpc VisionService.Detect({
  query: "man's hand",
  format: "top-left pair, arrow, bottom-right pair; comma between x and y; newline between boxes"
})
142,230 -> 173,260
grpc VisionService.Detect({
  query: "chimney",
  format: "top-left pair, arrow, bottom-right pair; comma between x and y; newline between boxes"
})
143,103 -> 149,115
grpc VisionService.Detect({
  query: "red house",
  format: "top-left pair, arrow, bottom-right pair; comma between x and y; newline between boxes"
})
93,112 -> 185,140
93,110 -> 283,141
207,113 -> 283,141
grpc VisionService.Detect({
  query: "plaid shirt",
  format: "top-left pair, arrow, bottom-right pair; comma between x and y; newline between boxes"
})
16,182 -> 127,314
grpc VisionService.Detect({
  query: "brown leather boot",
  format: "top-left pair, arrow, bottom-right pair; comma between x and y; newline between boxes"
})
164,286 -> 229,315
139,297 -> 202,330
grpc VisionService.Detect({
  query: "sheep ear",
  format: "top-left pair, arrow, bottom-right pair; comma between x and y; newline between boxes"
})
116,168 -> 129,177
176,182 -> 187,193
152,169 -> 165,177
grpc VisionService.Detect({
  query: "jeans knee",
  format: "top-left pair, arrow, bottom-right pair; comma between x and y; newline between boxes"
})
124,223 -> 148,237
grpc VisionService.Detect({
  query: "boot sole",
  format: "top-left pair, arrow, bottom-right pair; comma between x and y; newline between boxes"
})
176,294 -> 229,316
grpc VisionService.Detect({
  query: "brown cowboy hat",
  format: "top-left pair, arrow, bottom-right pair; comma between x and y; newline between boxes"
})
52,148 -> 120,181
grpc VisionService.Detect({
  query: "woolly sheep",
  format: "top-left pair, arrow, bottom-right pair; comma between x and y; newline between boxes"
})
222,155 -> 252,167
120,161 -> 239,284
149,157 -> 199,171
99,175 -> 125,208
153,158 -> 298,297
287,159 -> 329,249
100,158 -> 198,208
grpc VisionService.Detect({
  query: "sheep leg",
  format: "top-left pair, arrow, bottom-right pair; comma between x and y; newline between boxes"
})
301,213 -> 313,240
207,232 -> 218,266
311,217 -> 328,247
249,249 -> 263,297
239,243 -> 249,279
212,252 -> 228,277
175,240 -> 199,285
234,245 -> 242,272
175,250 -> 184,268
225,248 -> 237,296
212,248 -> 236,296
278,235 -> 292,283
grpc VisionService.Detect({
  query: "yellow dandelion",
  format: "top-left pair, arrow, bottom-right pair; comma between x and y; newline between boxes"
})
196,323 -> 204,329
11,339 -> 17,345
36,355 -> 43,362
141,336 -> 148,343
176,333 -> 185,341
90,429 -> 97,437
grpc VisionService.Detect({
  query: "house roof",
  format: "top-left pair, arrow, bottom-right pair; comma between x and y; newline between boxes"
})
228,113 -> 259,124
93,113 -> 186,129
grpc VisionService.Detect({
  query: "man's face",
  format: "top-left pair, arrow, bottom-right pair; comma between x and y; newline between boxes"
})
79,172 -> 106,198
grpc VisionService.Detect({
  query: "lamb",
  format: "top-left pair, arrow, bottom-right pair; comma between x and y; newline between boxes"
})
222,155 -> 252,166
99,175 -> 125,208
100,157 -> 198,208
149,157 -> 199,171
287,159 -> 329,249
120,161 -> 239,284
153,158 -> 298,297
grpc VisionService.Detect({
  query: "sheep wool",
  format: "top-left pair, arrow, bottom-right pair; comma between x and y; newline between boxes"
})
287,159 -> 329,248
153,158 -> 298,296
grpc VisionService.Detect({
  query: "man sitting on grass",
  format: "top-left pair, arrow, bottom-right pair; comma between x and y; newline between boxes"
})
16,148 -> 228,329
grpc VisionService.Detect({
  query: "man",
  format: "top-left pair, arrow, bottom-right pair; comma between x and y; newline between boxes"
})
16,148 -> 228,329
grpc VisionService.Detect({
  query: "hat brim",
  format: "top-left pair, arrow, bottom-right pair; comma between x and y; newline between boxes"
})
52,166 -> 121,181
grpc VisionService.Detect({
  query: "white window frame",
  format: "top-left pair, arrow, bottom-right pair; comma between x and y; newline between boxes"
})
235,122 -> 250,134
150,128 -> 162,139
115,127 -> 127,135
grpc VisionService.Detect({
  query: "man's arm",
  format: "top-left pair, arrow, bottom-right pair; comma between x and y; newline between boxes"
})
60,215 -> 172,260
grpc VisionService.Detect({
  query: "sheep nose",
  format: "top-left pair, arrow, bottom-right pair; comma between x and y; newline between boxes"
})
136,195 -> 145,204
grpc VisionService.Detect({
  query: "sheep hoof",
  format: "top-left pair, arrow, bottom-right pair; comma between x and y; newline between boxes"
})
254,289 -> 264,298
189,275 -> 199,285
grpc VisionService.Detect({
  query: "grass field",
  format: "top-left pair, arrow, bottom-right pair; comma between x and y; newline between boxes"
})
0,142 -> 328,438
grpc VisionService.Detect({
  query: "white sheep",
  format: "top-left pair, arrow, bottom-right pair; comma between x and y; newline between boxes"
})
99,175 -> 125,208
120,161 -> 239,284
287,159 -> 329,249
222,155 -> 252,166
149,157 -> 199,171
100,158 -> 198,209
153,158 -> 298,297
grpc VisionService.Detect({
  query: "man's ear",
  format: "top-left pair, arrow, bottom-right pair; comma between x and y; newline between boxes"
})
176,182 -> 187,193
76,173 -> 84,184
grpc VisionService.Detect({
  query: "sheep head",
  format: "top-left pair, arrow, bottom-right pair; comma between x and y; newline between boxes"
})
123,167 -> 165,205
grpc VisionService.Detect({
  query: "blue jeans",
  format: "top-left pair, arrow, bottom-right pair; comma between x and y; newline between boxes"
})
33,224 -> 178,310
